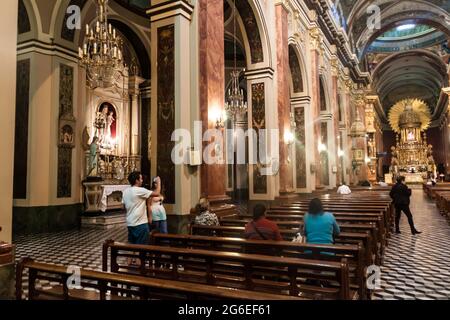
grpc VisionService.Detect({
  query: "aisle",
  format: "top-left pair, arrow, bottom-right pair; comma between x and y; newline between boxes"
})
373,189 -> 450,299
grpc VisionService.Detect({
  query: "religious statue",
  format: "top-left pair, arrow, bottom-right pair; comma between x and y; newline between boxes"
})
113,159 -> 125,181
88,137 -> 99,176
106,111 -> 115,140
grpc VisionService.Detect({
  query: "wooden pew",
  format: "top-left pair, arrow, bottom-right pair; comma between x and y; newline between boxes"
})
219,218 -> 380,258
276,203 -> 391,230
102,241 -> 357,300
149,233 -> 369,299
422,184 -> 450,200
434,190 -> 450,218
16,258 -> 300,300
190,225 -> 374,266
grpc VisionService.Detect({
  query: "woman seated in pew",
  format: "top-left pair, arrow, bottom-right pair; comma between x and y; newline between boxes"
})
244,204 -> 282,241
301,198 -> 340,245
194,198 -> 220,226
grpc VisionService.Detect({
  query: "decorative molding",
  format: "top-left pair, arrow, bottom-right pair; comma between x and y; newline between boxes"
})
147,0 -> 194,22
252,82 -> 267,194
156,24 -> 176,204
294,107 -> 306,188
57,64 -> 75,199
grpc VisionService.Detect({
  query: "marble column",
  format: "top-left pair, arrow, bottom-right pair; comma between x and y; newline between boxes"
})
198,0 -> 229,204
309,27 -> 322,189
0,0 -> 18,242
276,2 -> 294,194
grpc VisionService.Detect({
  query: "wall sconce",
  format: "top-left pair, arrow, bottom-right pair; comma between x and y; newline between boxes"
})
318,142 -> 327,152
210,108 -> 226,130
338,149 -> 344,157
284,130 -> 295,145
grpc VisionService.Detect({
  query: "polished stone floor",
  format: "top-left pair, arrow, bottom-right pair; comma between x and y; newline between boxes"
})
372,189 -> 450,300
13,189 -> 450,300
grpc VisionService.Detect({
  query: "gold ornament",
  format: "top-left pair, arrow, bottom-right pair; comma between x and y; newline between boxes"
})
388,99 -> 431,134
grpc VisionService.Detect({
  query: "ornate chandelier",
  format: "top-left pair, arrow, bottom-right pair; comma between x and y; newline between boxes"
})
225,0 -> 247,121
78,0 -> 124,88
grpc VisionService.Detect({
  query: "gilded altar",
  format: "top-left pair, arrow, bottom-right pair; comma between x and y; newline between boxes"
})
388,99 -> 435,180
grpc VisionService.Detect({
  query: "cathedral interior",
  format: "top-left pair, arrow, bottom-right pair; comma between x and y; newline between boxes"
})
1,0 -> 450,302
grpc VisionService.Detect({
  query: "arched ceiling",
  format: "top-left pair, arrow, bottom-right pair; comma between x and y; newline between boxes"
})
330,1 -> 450,55
372,50 -> 448,113
114,0 -> 149,17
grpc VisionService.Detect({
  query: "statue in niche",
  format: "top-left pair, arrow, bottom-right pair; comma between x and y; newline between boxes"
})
106,111 -> 115,140
98,103 -> 117,149
88,136 -> 100,176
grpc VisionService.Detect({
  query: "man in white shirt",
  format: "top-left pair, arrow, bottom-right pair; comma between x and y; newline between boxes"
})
122,172 -> 161,245
337,182 -> 352,195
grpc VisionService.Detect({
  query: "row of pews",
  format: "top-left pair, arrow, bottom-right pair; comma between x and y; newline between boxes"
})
423,182 -> 450,219
16,190 -> 394,301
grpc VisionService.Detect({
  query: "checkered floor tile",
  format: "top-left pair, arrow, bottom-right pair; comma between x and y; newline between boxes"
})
13,189 -> 450,300
372,189 -> 450,300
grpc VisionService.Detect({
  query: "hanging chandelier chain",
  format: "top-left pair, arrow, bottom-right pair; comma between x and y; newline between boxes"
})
233,0 -> 237,71
225,0 -> 248,122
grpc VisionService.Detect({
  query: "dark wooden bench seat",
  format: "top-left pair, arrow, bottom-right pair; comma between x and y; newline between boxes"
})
149,233 -> 369,299
16,258 -> 302,300
102,241 -> 357,300
190,224 -> 374,266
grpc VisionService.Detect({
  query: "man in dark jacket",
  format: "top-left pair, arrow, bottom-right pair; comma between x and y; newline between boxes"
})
390,176 -> 421,235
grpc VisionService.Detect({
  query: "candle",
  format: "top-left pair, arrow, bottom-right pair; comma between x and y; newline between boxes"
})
109,24 -> 112,34
86,24 -> 89,36
78,48 -> 83,58
113,29 -> 116,39
104,44 -> 107,54
93,43 -> 97,54
113,46 -> 117,58
83,43 -> 87,55
118,50 -> 122,61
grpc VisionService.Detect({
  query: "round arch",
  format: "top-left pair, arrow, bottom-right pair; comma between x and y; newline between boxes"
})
287,41 -> 309,96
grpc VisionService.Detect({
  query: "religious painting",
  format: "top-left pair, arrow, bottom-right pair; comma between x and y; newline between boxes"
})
98,102 -> 117,147
58,120 -> 75,148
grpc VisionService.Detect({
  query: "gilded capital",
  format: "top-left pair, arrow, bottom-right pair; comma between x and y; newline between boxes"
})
309,27 -> 322,52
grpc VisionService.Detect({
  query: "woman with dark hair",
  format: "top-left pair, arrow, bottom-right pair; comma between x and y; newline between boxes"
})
301,198 -> 340,244
149,177 -> 168,234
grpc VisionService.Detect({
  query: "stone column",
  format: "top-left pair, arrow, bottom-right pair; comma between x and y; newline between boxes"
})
129,76 -> 145,156
247,68 -> 278,202
129,76 -> 145,172
275,1 -> 294,194
331,57 -> 341,186
149,0 -> 198,223
442,87 -> 450,174
198,0 -> 229,204
0,0 -> 18,243
309,26 -> 322,189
